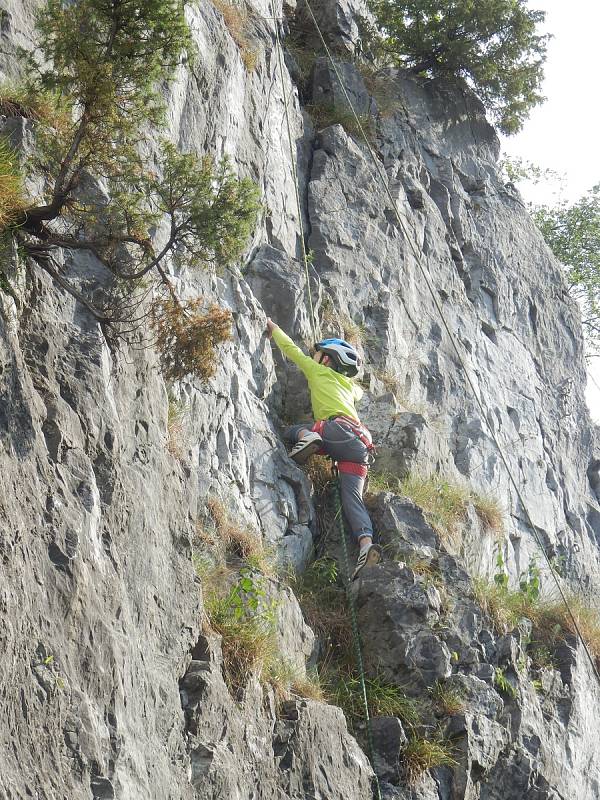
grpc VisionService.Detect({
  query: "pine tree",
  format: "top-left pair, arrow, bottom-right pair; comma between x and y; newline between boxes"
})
0,0 -> 260,378
369,0 -> 549,134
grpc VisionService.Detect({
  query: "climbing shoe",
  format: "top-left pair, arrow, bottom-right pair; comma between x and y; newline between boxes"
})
289,431 -> 323,464
352,542 -> 382,580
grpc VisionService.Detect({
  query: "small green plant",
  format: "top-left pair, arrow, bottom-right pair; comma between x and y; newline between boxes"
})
402,735 -> 457,784
203,566 -> 322,703
528,643 -> 556,671
519,558 -> 541,603
203,568 -> 278,692
494,667 -> 517,699
289,557 -> 351,660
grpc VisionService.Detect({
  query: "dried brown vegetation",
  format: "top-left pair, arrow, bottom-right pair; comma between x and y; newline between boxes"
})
151,296 -> 232,383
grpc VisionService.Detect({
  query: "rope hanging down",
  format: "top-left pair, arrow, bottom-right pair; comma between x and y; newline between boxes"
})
270,0 -> 319,343
333,474 -> 383,800
298,0 -> 600,686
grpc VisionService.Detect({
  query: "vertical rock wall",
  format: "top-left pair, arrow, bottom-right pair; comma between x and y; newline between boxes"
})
1,0 -> 599,798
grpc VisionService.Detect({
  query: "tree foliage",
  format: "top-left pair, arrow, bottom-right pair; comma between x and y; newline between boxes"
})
0,0 -> 260,380
369,0 -> 549,134
533,186 -> 600,356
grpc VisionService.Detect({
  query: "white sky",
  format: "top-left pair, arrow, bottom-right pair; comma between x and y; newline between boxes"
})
500,0 -> 600,424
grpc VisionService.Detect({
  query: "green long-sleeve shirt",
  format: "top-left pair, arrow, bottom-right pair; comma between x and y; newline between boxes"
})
271,327 -> 363,421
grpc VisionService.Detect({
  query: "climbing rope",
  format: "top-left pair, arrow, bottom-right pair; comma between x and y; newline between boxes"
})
332,471 -> 382,800
301,0 -> 600,687
270,0 -> 319,343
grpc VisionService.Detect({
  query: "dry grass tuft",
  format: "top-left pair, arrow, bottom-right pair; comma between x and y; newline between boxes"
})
305,101 -> 375,144
211,0 -> 258,72
400,474 -> 471,544
166,396 -> 187,459
357,64 -> 399,119
302,454 -> 334,498
473,579 -> 600,668
268,660 -> 325,707
201,497 -> 274,573
403,736 -> 457,784
471,492 -> 505,536
321,303 -> 369,346
430,680 -> 465,716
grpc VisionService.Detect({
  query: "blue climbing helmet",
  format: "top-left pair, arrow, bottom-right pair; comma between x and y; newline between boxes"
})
314,338 -> 361,377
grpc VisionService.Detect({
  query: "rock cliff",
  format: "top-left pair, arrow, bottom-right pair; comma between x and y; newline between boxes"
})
0,0 -> 599,798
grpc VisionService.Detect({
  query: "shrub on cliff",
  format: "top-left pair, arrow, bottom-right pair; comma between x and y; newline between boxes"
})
0,0 -> 260,379
368,0 -> 549,134
533,186 -> 600,357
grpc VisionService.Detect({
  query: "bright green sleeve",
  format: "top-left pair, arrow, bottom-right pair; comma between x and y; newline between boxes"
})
271,327 -> 320,379
353,382 -> 364,403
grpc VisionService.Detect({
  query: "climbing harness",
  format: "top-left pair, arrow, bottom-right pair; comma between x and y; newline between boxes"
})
331,466 -> 383,800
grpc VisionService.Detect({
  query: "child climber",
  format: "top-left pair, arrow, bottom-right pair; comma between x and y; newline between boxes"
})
266,318 -> 381,579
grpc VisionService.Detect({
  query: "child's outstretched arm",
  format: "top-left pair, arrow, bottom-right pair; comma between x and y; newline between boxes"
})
266,319 -> 318,378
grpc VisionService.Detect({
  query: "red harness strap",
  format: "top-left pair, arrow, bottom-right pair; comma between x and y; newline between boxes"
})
312,419 -> 326,437
337,460 -> 368,478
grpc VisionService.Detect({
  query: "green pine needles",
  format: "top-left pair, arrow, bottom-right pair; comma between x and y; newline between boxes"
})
367,0 -> 549,134
1,0 -> 260,379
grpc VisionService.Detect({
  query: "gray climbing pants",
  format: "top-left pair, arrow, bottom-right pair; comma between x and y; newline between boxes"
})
285,419 -> 374,542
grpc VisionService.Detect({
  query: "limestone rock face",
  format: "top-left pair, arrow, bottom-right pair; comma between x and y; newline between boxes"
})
1,0 -> 600,798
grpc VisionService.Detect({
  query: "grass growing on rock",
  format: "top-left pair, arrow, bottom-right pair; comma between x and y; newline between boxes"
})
366,470 -> 504,540
400,474 -> 471,542
210,0 -> 258,71
305,101 -> 375,143
195,515 -> 322,703
0,137 -> 26,232
430,680 -> 465,716
473,578 -> 600,668
166,395 -> 187,459
403,735 -> 457,784
289,557 -> 352,662
327,671 -> 421,731
198,496 -> 276,575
